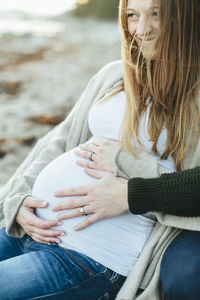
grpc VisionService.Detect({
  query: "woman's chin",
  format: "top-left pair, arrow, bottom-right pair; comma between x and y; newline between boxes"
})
142,49 -> 157,60
139,43 -> 157,60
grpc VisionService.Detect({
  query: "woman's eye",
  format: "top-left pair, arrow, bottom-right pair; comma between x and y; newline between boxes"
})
152,11 -> 159,17
127,13 -> 138,19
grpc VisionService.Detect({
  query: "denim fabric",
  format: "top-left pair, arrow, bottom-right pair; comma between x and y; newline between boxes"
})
0,227 -> 126,300
160,230 -> 200,300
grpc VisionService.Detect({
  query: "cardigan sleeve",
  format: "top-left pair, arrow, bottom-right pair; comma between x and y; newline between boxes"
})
128,167 -> 200,217
114,144 -> 200,231
1,74 -> 95,238
2,106 -> 78,237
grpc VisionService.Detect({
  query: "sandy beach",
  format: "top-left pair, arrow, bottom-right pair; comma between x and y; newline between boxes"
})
0,13 -> 121,184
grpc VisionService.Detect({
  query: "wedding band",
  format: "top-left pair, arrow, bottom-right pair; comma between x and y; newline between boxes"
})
89,152 -> 95,161
80,206 -> 87,216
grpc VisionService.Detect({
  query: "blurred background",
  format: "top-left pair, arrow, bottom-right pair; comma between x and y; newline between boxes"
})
0,0 -> 121,184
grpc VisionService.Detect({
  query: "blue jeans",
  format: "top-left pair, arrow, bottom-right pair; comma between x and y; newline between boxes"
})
0,227 -> 126,300
160,230 -> 200,300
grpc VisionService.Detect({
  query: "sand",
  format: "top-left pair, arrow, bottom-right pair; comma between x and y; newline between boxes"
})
0,14 -> 121,184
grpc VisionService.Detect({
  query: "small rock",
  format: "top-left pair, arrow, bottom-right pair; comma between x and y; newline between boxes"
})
28,115 -> 65,125
0,48 -> 47,70
0,138 -> 6,143
15,136 -> 37,146
0,81 -> 22,95
0,149 -> 8,158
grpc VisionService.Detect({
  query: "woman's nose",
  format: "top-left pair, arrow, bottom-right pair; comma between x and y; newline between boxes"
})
136,17 -> 152,37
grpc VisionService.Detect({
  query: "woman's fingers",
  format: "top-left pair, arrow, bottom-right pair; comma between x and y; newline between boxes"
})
31,233 -> 61,245
30,235 -> 50,245
17,206 -> 61,230
79,143 -> 99,154
76,159 -> 97,169
27,212 -> 60,229
85,168 -> 113,179
23,216 -> 65,243
16,197 -> 67,243
74,148 -> 91,160
22,215 -> 65,243
74,147 -> 97,161
75,143 -> 99,162
21,197 -> 61,228
30,226 -> 66,238
23,196 -> 48,208
75,139 -> 119,173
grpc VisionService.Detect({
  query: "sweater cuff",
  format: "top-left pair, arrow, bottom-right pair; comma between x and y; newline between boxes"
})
128,177 -> 163,214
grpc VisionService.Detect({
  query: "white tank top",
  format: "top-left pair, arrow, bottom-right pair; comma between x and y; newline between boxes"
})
33,89 -> 173,276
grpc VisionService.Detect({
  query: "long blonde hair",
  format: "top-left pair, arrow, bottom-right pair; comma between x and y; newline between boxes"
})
119,0 -> 200,170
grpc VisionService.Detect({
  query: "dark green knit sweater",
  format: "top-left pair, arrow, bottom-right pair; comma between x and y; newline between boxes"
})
128,167 -> 200,217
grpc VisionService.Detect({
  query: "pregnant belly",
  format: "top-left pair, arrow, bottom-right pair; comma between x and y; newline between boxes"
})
33,146 -> 155,276
33,147 -> 97,230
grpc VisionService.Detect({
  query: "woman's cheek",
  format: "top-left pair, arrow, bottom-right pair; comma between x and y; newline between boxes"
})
128,21 -> 137,36
128,23 -> 136,36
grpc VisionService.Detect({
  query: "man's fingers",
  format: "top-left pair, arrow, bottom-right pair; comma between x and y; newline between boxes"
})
57,206 -> 89,220
74,214 -> 102,231
52,197 -> 86,211
54,185 -> 89,197
23,196 -> 48,209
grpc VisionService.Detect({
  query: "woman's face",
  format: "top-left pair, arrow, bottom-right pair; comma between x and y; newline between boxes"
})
127,0 -> 160,59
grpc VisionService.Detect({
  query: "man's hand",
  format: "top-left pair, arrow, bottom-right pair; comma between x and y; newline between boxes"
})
53,173 -> 128,231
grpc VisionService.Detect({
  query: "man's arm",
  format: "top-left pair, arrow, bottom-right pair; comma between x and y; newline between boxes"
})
128,167 -> 200,216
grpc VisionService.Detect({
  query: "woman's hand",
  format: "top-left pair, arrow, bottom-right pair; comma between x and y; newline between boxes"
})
53,173 -> 128,231
74,139 -> 120,173
16,196 -> 66,245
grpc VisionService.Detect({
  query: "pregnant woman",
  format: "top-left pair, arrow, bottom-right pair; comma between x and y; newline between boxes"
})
32,83 -> 156,277
1,0 -> 200,299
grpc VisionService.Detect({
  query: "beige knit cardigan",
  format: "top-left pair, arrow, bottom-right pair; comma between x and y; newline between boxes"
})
1,60 -> 200,300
